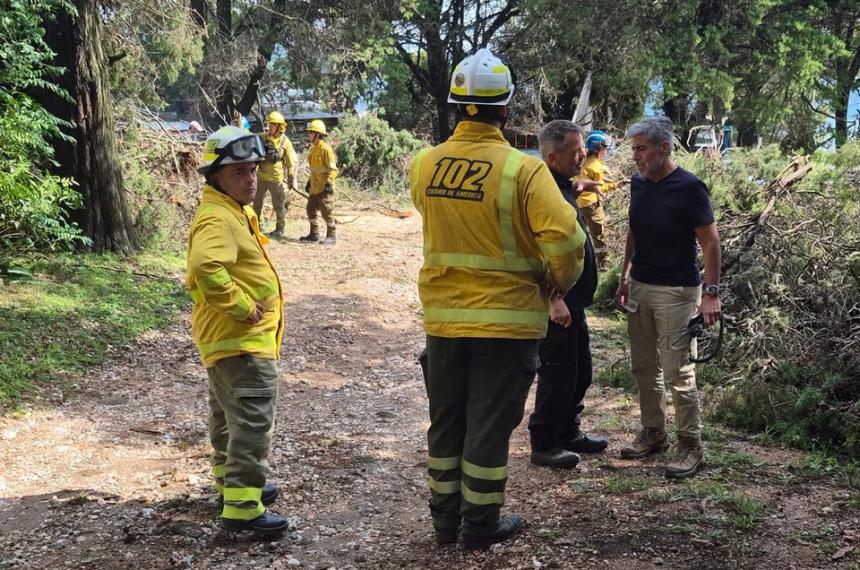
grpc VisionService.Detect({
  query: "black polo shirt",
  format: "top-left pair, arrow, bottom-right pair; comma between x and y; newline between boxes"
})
629,167 -> 714,287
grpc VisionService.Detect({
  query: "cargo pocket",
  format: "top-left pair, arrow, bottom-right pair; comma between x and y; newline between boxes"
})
234,384 -> 277,432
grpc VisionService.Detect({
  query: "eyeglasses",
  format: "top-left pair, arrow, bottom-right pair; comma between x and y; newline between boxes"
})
217,135 -> 265,161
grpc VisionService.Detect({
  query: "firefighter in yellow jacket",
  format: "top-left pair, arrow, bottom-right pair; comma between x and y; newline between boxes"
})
576,130 -> 617,267
300,119 -> 338,245
253,111 -> 297,239
411,48 -> 587,550
187,125 -> 287,536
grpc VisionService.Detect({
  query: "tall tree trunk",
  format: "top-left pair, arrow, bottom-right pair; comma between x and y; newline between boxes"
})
39,0 -> 138,254
215,0 -> 235,122
663,94 -> 691,148
425,17 -> 451,142
236,0 -> 288,117
190,0 -> 207,30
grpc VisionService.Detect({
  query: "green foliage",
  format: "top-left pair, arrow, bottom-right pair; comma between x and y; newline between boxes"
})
603,476 -> 650,495
0,252 -> 188,404
674,144 -> 860,457
331,113 -> 427,196
0,0 -> 86,255
103,0 -> 204,107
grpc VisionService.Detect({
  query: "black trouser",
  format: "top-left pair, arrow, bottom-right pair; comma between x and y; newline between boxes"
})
419,335 -> 538,532
528,309 -> 593,452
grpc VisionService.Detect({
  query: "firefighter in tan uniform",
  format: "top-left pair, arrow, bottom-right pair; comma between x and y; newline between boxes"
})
188,125 -> 288,536
576,130 -> 617,268
253,111 -> 297,239
300,119 -> 338,245
411,49 -> 587,549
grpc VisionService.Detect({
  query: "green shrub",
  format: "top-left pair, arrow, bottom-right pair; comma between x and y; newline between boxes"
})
0,0 -> 86,256
675,144 -> 860,457
331,113 -> 427,196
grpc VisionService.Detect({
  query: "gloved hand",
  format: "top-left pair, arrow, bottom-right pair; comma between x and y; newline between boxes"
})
323,182 -> 334,194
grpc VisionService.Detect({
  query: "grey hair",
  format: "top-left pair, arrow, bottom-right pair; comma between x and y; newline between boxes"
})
538,120 -> 583,159
627,116 -> 675,153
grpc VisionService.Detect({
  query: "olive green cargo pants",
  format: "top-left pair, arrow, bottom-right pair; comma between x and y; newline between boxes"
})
253,180 -> 290,232
207,354 -> 279,521
420,335 -> 539,532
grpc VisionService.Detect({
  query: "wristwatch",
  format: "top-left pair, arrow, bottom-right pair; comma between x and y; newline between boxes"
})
703,284 -> 720,297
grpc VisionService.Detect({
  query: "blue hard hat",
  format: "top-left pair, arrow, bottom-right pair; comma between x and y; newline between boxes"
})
585,130 -> 609,152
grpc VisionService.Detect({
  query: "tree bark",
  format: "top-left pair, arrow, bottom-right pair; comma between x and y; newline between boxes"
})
39,0 -> 138,254
215,0 -> 236,121
190,0 -> 207,30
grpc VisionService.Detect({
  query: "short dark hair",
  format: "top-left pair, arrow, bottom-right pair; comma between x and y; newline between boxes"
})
456,104 -> 505,122
538,120 -> 583,159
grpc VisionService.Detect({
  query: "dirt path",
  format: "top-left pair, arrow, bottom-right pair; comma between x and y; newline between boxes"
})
1,211 -> 858,570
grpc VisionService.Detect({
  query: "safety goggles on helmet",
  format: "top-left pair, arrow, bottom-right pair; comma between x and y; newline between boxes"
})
199,126 -> 266,175
207,135 -> 265,173
216,135 -> 265,162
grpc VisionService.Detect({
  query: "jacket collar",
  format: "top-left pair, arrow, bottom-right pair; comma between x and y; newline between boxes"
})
449,121 -> 509,145
201,185 -> 269,245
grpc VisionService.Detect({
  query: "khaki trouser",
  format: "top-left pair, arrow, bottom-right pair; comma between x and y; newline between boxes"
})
253,180 -> 290,232
207,354 -> 279,521
626,278 -> 702,438
419,336 -> 538,532
579,201 -> 607,266
306,191 -> 336,233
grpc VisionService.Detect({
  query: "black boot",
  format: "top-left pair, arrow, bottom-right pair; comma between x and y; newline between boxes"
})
530,447 -> 581,468
462,514 -> 524,550
561,432 -> 608,454
320,226 -> 336,245
434,526 -> 458,545
221,511 -> 288,536
299,228 -> 319,242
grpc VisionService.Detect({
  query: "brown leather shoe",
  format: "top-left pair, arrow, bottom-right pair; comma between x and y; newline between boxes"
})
620,427 -> 669,459
664,437 -> 705,479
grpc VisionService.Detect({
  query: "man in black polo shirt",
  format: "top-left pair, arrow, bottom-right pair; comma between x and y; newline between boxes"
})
614,116 -> 721,479
528,119 -> 608,469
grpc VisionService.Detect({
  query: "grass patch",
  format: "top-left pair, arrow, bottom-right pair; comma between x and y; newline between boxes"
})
596,414 -> 624,431
640,480 -> 766,530
603,476 -> 651,495
707,447 -> 759,469
790,452 -> 860,490
596,362 -> 637,392
0,252 -> 188,405
538,528 -> 563,541
568,480 -> 594,494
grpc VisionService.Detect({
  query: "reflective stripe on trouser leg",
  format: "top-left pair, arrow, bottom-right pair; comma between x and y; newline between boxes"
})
461,338 -> 538,528
423,336 -> 468,529
207,355 -> 279,521
207,373 -> 229,493
212,464 -> 225,494
427,455 -> 461,529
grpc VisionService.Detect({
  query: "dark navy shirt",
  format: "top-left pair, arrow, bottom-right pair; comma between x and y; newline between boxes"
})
629,167 -> 714,287
550,169 -> 597,309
